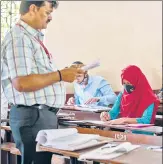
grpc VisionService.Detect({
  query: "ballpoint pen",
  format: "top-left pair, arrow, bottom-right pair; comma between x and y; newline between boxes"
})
101,144 -> 117,150
148,146 -> 163,150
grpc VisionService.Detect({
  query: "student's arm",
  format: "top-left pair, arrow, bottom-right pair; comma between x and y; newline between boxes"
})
97,80 -> 117,106
108,92 -> 122,120
136,103 -> 154,124
122,103 -> 154,124
74,93 -> 80,105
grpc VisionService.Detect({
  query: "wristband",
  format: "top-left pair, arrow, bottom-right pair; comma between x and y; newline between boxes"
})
57,70 -> 62,81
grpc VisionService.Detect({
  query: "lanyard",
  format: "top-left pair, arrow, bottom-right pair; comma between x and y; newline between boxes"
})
16,23 -> 52,59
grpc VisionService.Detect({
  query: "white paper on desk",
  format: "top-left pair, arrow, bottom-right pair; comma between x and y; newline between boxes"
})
126,124 -> 154,128
36,128 -> 77,145
81,60 -> 100,71
79,142 -> 140,160
57,113 -> 75,118
76,105 -> 111,112
36,128 -> 108,151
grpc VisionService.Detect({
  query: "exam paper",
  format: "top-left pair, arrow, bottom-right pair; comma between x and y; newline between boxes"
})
79,142 -> 140,160
81,60 -> 100,71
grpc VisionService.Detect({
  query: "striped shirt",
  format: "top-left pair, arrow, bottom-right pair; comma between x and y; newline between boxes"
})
1,20 -> 66,108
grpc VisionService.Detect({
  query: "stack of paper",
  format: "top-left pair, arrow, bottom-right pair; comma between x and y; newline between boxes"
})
36,128 -> 110,151
79,142 -> 140,160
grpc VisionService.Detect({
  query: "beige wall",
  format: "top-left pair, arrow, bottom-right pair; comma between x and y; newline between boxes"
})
44,1 -> 162,93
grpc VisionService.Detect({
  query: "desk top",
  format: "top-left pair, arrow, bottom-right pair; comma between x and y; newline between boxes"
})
61,120 -> 163,134
61,104 -> 163,115
76,127 -> 162,146
61,105 -> 111,113
39,141 -> 162,164
58,109 -> 101,121
111,146 -> 162,164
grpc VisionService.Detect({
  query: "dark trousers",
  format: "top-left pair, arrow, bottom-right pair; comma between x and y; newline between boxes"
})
9,105 -> 58,164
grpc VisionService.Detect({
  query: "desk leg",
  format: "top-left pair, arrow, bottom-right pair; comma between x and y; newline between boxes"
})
70,157 -> 84,164
17,155 -> 21,164
93,162 -> 100,164
70,157 -> 78,164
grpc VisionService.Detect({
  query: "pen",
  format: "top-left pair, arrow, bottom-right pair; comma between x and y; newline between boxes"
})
101,144 -> 117,150
150,146 -> 163,150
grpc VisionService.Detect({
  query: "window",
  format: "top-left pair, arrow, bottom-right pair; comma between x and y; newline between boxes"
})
1,1 -> 20,42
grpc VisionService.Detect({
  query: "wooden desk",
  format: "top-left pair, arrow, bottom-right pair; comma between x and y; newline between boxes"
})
60,120 -> 163,135
58,105 -> 163,127
58,109 -> 100,121
1,126 -> 11,131
110,147 -> 162,164
76,127 -> 162,146
39,127 -> 162,164
39,144 -> 121,164
61,105 -> 110,113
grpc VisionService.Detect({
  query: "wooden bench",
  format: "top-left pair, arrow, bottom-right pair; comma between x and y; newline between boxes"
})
1,125 -> 11,131
1,142 -> 21,155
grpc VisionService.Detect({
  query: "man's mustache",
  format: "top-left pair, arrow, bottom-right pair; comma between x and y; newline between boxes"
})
47,19 -> 51,23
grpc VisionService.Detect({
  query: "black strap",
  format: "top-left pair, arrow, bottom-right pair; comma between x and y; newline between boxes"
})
57,70 -> 62,81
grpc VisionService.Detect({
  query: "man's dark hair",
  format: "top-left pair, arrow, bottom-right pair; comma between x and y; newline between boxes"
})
72,61 -> 84,65
19,0 -> 59,15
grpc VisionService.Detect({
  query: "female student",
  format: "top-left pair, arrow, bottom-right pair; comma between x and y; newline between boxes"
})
100,65 -> 159,125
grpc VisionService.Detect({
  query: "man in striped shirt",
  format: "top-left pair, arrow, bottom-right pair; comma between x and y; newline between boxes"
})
1,1 -> 83,164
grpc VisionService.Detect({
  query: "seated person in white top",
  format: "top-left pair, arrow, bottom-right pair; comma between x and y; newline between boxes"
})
67,61 -> 117,107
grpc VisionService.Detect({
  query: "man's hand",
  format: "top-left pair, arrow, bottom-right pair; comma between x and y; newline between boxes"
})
84,97 -> 100,105
100,112 -> 110,121
105,118 -> 127,125
60,67 -> 84,83
12,67 -> 84,92
67,97 -> 75,105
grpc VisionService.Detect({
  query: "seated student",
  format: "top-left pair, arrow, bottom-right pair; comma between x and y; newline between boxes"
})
67,61 -> 117,107
157,88 -> 163,103
100,65 -> 159,126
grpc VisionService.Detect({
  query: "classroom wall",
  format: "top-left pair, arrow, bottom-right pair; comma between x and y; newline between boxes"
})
44,1 -> 162,93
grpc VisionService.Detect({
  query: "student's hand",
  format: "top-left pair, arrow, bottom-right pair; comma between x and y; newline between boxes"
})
106,118 -> 127,125
67,97 -> 75,105
84,97 -> 100,105
100,112 -> 110,121
60,67 -> 84,83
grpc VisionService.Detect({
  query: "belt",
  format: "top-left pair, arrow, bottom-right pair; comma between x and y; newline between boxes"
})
16,104 -> 59,114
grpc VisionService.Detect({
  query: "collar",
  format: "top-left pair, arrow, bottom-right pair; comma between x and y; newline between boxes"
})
17,20 -> 44,40
87,75 -> 93,85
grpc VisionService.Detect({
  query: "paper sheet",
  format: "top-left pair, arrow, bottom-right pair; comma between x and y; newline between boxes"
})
126,124 -> 154,128
81,60 -> 100,71
76,105 -> 111,111
79,142 -> 140,160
